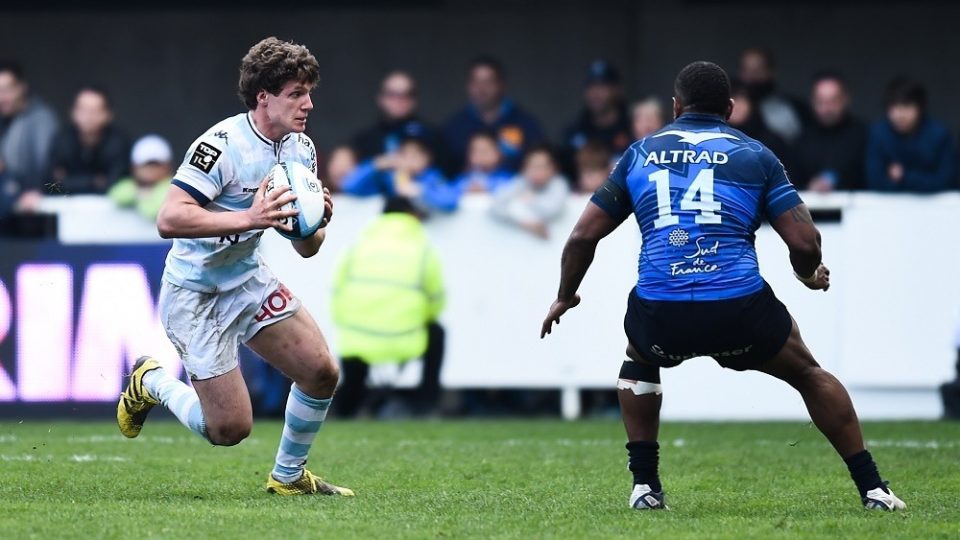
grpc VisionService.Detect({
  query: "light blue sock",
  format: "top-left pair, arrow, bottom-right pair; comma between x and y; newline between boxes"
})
272,384 -> 331,483
142,368 -> 209,441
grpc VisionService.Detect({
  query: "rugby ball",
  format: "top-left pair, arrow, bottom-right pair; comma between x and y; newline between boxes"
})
266,161 -> 326,240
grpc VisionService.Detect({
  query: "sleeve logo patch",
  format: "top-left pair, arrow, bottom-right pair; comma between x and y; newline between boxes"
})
189,142 -> 222,174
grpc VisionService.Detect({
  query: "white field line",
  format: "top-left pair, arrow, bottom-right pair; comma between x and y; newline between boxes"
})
63,435 -> 261,445
755,438 -> 957,449
0,454 -> 128,462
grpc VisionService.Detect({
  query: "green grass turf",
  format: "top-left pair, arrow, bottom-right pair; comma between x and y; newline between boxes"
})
0,420 -> 957,539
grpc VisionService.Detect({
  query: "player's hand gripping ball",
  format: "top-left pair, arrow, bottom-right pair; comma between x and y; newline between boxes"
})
266,162 -> 327,240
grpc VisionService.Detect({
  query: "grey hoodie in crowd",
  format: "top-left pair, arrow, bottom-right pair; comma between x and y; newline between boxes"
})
490,174 -> 570,227
1,97 -> 59,197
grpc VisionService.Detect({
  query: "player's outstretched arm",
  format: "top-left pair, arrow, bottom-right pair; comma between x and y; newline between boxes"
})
771,203 -> 830,291
157,176 -> 299,239
541,201 -> 621,338
290,187 -> 334,258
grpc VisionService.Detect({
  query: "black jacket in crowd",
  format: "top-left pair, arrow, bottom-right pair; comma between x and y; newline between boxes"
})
350,116 -> 443,162
47,124 -> 129,195
559,105 -> 632,180
791,114 -> 868,191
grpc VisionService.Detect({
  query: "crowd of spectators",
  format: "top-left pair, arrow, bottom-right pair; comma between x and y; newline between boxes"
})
0,60 -> 176,229
330,48 -> 959,233
1,48 -> 959,238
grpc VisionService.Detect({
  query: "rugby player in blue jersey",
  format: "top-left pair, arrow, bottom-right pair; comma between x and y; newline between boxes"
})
541,62 -> 904,511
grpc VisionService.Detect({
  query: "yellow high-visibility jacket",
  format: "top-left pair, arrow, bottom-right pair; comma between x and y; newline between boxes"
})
331,213 -> 445,363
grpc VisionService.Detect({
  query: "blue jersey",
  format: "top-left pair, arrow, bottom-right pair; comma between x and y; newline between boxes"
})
592,113 -> 802,301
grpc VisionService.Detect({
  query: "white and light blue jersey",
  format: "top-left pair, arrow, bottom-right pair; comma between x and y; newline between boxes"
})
163,112 -> 318,292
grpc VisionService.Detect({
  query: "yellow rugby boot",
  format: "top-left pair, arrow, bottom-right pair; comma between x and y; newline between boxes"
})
117,356 -> 162,438
266,469 -> 355,497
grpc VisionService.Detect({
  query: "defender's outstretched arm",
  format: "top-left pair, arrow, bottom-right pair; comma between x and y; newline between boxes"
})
541,201 -> 622,337
770,203 -> 830,291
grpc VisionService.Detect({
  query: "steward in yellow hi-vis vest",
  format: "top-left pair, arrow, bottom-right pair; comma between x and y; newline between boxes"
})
332,198 -> 445,364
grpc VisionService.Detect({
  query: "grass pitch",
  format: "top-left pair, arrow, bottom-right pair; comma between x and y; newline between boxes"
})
0,419 -> 957,539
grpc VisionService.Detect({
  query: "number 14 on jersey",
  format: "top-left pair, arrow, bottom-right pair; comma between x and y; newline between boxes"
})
649,169 -> 722,228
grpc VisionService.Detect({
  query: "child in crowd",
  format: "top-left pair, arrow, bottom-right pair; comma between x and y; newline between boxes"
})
107,134 -> 172,221
453,131 -> 513,194
575,141 -> 613,193
490,145 -> 569,239
341,137 -> 459,212
323,145 -> 357,193
631,97 -> 665,140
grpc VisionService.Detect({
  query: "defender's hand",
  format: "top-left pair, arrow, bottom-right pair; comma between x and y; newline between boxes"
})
540,294 -> 581,338
246,176 -> 299,231
797,263 -> 830,291
320,187 -> 333,228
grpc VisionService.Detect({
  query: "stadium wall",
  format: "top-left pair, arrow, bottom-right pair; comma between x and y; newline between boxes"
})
0,1 -> 957,154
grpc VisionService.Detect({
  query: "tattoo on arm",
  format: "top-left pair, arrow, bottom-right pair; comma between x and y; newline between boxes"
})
789,206 -> 814,225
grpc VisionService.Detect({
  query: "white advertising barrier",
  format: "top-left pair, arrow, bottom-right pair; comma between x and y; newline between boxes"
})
39,193 -> 957,419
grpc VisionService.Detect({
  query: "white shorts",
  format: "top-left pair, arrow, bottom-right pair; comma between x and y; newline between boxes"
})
158,265 -> 301,380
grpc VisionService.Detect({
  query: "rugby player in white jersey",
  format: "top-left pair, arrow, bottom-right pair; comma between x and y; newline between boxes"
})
116,37 -> 353,496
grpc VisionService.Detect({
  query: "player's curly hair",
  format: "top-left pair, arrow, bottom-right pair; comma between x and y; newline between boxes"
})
238,37 -> 320,110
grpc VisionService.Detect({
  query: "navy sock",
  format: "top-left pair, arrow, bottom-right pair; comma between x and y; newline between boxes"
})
626,440 -> 662,492
843,449 -> 884,497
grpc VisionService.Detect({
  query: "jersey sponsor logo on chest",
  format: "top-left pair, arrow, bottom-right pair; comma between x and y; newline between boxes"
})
223,181 -> 261,197
668,236 -> 722,277
644,149 -> 728,167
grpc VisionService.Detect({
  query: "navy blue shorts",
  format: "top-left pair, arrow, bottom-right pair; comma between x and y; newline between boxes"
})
623,283 -> 793,371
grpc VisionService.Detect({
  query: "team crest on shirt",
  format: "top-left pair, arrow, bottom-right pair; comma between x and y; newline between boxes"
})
189,142 -> 222,173
499,126 -> 524,150
667,228 -> 689,247
652,130 -> 739,145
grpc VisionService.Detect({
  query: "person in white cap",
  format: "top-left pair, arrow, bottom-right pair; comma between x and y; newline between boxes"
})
107,134 -> 173,220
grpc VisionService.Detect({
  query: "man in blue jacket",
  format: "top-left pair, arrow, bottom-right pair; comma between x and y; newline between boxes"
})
443,56 -> 544,174
866,77 -> 958,192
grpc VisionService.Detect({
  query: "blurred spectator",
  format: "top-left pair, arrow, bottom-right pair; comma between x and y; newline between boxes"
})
631,97 -> 665,140
332,197 -> 445,418
49,86 -> 129,195
866,77 -> 958,192
324,145 -> 357,193
792,72 -> 867,192
341,137 -> 460,212
490,145 -> 569,238
350,71 -> 442,162
738,48 -> 805,142
575,141 -> 612,193
443,56 -> 544,174
559,60 -> 631,182
729,80 -> 792,170
107,134 -> 173,221
0,60 -> 58,212
452,131 -> 513,194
